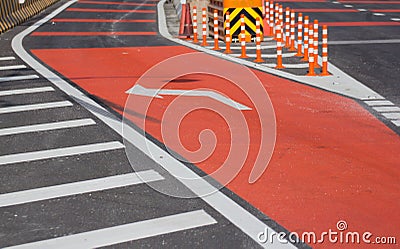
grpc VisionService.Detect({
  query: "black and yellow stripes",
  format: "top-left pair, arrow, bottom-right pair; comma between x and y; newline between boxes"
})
224,7 -> 263,42
0,0 -> 60,34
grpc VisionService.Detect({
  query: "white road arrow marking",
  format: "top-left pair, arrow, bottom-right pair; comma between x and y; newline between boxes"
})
126,84 -> 252,111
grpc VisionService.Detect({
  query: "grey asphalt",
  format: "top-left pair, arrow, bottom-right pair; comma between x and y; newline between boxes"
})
0,1 -> 307,248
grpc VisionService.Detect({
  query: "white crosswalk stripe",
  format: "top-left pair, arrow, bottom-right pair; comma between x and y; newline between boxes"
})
0,65 -> 26,71
0,101 -> 73,114
0,86 -> 54,96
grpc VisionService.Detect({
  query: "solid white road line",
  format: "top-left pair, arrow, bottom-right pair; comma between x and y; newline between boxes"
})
0,75 -> 39,82
372,106 -> 400,112
0,65 -> 26,71
0,101 -> 73,114
6,210 -> 217,249
0,141 -> 124,166
391,120 -> 400,126
231,53 -> 297,58
0,56 -> 16,61
0,170 -> 163,207
382,112 -> 400,119
263,63 -> 309,69
0,86 -> 54,96
364,100 -> 394,106
12,1 -> 295,247
0,118 -> 96,136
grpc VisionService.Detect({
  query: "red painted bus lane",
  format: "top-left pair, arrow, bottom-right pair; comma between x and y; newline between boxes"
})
32,46 -> 400,248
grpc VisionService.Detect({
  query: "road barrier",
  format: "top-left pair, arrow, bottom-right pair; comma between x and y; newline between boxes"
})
0,0 -> 60,34
201,7 -> 207,46
224,11 -> 231,53
192,6 -> 198,43
182,1 -> 330,76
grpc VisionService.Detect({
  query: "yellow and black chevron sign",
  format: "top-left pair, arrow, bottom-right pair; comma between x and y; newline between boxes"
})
224,7 -> 263,43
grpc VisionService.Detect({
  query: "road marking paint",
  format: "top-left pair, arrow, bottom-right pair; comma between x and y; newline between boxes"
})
12,2 -> 296,247
0,56 -> 16,61
292,8 -> 359,12
78,0 -> 156,6
0,65 -> 26,71
126,84 -> 252,110
6,210 -> 216,249
332,1 -> 340,4
0,75 -> 39,82
319,21 -> 400,26
0,170 -> 163,207
373,13 -> 385,16
325,39 -> 400,45
364,100 -> 394,106
0,141 -> 124,166
391,120 -> 400,127
51,18 -> 156,23
0,86 -> 54,96
0,101 -> 73,114
344,4 -> 353,7
263,63 -> 309,68
371,9 -> 400,13
231,52 -> 297,58
357,9 -> 367,12
382,112 -> 400,119
372,106 -> 400,112
31,32 -> 157,36
66,8 -> 156,13
0,118 -> 96,136
391,18 -> 400,21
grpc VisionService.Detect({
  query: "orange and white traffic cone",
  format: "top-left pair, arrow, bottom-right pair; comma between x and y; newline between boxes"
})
275,22 -> 284,69
295,13 -> 303,56
301,16 -> 309,62
225,11 -> 232,54
239,14 -> 248,58
201,8 -> 207,46
285,7 -> 290,48
307,23 -> 315,76
213,10 -> 220,50
192,6 -> 198,43
179,1 -> 193,39
289,10 -> 296,51
313,19 -> 320,68
269,1 -> 274,35
320,25 -> 330,76
254,17 -> 264,63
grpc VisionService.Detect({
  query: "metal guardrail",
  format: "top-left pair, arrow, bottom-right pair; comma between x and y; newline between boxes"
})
0,0 -> 59,34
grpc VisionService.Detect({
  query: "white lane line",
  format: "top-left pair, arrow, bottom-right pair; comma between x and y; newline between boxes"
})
262,63 -> 309,69
372,106 -> 400,112
326,39 -> 400,45
373,13 -> 385,16
391,120 -> 400,126
0,101 -> 73,114
344,4 -> 353,7
391,18 -> 400,21
231,52 -> 297,58
0,74 -> 39,82
0,86 -> 54,96
0,141 -> 124,166
126,84 -> 252,110
0,118 -> 96,136
6,210 -> 216,249
332,1 -> 340,4
12,1 -> 295,248
358,9 -> 367,12
0,170 -> 163,207
0,56 -> 16,61
364,100 -> 394,106
0,65 -> 26,71
382,112 -> 400,119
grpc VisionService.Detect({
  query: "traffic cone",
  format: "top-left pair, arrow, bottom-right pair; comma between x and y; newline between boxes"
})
179,2 -> 193,39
